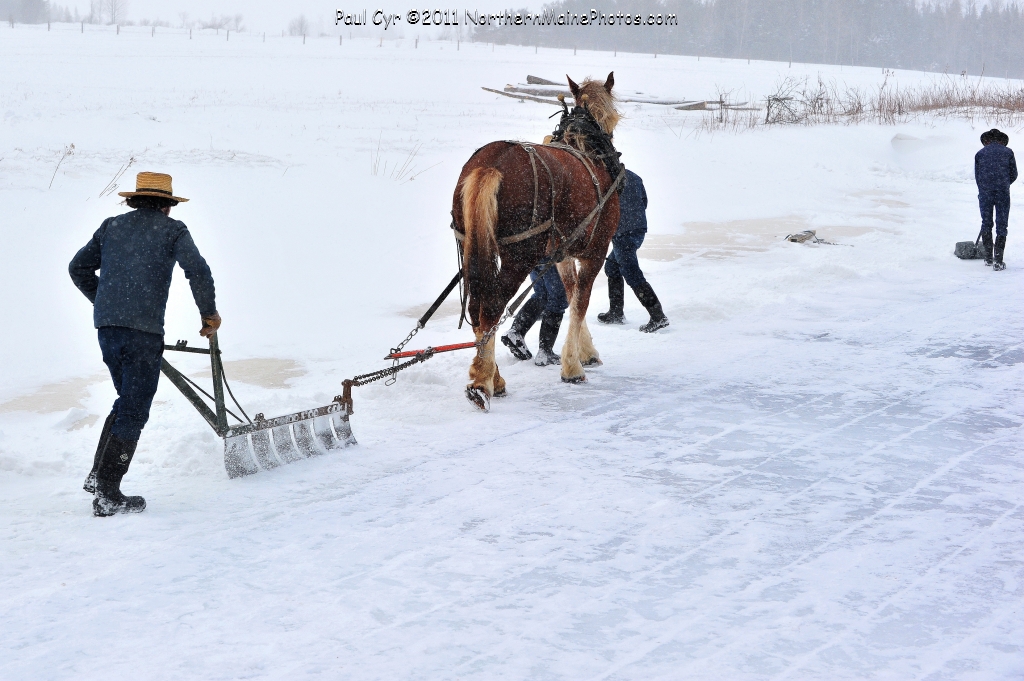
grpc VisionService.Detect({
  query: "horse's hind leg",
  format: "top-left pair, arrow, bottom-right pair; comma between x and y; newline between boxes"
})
578,317 -> 601,367
492,361 -> 506,397
556,259 -> 583,382
467,327 -> 497,410
560,257 -> 604,383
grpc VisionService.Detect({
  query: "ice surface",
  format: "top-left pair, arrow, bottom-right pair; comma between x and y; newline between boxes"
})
1,24 -> 1022,680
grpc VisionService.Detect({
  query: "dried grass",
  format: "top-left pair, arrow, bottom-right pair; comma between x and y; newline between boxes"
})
698,73 -> 1024,133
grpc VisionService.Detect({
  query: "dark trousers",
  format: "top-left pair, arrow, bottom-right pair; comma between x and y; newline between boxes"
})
98,326 -> 164,441
980,190 -> 1010,238
605,229 -> 648,287
529,263 -> 569,314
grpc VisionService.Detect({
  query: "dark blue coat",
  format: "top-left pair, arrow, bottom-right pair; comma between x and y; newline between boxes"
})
975,143 -> 1018,193
616,169 -> 648,235
69,208 -> 217,335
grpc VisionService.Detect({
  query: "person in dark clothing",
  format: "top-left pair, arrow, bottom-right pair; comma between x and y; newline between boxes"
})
975,128 -> 1018,271
69,172 -> 221,516
501,261 -> 568,366
597,169 -> 669,332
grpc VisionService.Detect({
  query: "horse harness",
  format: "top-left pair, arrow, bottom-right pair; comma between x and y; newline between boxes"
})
451,141 -> 625,261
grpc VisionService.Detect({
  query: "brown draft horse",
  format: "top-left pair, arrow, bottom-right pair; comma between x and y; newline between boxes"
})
452,73 -> 623,411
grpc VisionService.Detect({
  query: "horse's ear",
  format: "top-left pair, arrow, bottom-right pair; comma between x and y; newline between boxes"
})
604,72 -> 614,93
567,75 -> 581,100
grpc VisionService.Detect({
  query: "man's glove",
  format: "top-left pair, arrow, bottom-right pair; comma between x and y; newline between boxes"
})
200,313 -> 222,338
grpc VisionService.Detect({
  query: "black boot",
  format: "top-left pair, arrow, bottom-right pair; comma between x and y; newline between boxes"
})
597,275 -> 625,324
93,435 -> 146,517
632,282 -> 669,333
534,311 -> 563,366
993,235 -> 1006,271
501,296 -> 543,360
982,231 -> 994,266
83,411 -> 116,494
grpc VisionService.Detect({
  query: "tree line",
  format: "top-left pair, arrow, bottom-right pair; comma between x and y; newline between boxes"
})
2,0 -> 243,30
472,0 -> 1024,79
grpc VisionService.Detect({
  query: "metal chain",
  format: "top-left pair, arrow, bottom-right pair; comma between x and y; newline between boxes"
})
351,349 -> 436,388
386,324 -> 424,385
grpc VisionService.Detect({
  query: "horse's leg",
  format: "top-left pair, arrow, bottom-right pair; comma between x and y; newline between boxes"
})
467,256 -> 533,408
557,259 -> 585,382
467,325 -> 497,410
492,359 -> 506,397
578,317 -> 601,367
557,258 -> 578,303
560,256 -> 604,383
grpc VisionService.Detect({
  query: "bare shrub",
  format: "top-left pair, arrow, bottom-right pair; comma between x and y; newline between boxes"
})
104,0 -> 126,25
288,15 -> 309,36
703,73 -> 1024,133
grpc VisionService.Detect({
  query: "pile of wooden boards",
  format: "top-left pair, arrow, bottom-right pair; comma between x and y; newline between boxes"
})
482,75 -> 758,111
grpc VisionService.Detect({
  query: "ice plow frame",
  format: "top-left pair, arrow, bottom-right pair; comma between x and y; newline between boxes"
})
160,335 -> 356,479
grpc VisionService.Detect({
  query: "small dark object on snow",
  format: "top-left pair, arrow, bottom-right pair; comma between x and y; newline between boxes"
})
954,239 -> 984,259
955,231 -> 989,261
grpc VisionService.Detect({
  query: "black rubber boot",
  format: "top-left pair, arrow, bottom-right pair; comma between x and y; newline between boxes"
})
982,232 -> 994,266
83,412 -> 117,494
534,311 -> 563,366
597,275 -> 625,324
993,235 -> 1006,271
501,296 -> 543,360
93,435 -> 146,517
632,282 -> 670,333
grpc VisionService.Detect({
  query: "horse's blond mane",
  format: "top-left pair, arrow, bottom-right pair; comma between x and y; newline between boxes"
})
575,77 -> 620,135
562,74 -> 621,155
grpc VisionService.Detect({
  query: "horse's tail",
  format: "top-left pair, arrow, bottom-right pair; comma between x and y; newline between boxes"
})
460,167 -> 502,309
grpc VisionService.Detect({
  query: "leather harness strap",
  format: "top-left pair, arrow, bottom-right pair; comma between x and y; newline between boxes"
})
451,139 -> 619,254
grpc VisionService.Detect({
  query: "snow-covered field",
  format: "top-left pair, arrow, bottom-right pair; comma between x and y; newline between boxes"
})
2,24 -> 1023,680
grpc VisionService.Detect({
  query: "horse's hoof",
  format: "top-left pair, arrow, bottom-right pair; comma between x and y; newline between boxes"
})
561,375 -> 587,384
493,386 -> 507,398
581,357 -> 603,367
466,386 -> 490,411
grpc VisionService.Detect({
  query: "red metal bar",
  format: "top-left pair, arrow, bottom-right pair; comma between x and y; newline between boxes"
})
385,341 -> 477,360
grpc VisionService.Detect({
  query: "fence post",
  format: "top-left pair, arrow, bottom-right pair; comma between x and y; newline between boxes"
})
116,24 -> 119,34
226,29 -> 229,40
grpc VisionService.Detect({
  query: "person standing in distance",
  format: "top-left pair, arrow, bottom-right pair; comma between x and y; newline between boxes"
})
975,128 -> 1018,271
69,172 -> 221,516
597,168 -> 669,332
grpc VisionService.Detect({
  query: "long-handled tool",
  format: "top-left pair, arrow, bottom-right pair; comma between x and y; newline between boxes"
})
160,335 -> 356,478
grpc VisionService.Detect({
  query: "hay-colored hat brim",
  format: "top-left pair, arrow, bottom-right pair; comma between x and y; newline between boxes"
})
118,190 -> 189,202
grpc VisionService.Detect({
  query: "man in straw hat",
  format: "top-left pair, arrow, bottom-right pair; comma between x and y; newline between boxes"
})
69,172 -> 221,516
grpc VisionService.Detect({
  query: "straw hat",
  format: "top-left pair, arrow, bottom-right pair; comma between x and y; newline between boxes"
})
118,172 -> 189,202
